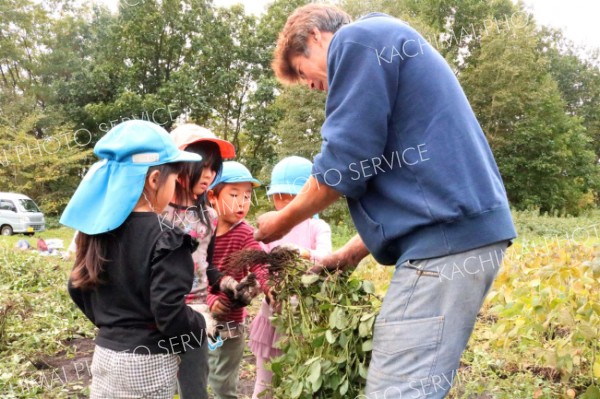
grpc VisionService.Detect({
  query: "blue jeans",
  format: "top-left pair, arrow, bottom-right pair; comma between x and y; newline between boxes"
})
363,241 -> 508,399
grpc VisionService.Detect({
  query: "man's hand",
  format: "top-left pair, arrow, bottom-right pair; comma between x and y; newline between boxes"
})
254,176 -> 341,243
309,251 -> 354,274
309,234 -> 370,274
254,211 -> 291,243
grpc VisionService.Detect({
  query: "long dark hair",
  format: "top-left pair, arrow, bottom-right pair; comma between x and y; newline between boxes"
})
70,163 -> 182,290
173,141 -> 223,235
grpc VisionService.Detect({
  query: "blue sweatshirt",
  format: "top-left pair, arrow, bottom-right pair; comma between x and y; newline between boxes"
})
312,13 -> 516,266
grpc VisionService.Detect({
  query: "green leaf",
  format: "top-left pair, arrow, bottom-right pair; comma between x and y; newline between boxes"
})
312,333 -> 325,348
578,323 -> 597,340
307,361 -> 321,384
348,279 -> 361,291
582,385 -> 600,399
291,381 -> 303,398
360,312 -> 375,322
339,332 -> 349,347
362,280 -> 376,294
362,339 -> 373,352
359,320 -> 370,337
339,377 -> 349,396
329,309 -> 338,329
301,274 -> 320,286
325,329 -> 336,344
359,362 -> 369,379
311,375 -> 323,393
270,361 -> 283,377
304,357 -> 319,366
335,309 -> 349,330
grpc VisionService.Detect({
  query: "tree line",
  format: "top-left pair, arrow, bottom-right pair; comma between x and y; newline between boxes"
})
1,0 -> 598,216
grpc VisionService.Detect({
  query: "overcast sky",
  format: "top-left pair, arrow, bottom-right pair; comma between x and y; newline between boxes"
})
91,0 -> 600,50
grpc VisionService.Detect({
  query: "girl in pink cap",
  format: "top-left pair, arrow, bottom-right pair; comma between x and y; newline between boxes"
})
163,124 -> 236,399
248,156 -> 332,399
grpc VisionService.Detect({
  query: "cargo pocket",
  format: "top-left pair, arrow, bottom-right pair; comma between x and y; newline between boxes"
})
370,316 -> 444,380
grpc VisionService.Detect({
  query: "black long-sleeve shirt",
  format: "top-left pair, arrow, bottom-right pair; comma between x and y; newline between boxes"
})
68,212 -> 206,355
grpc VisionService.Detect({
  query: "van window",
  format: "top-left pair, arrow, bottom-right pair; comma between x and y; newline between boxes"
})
0,200 -> 17,212
17,199 -> 41,213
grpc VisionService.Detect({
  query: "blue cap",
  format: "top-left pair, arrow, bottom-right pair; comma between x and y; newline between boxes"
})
210,161 -> 261,188
60,120 -> 202,235
267,156 -> 312,196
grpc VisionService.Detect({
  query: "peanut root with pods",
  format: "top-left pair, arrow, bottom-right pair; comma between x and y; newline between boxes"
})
225,246 -> 381,398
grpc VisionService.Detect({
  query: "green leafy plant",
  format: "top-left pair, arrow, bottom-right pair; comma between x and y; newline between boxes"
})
224,247 -> 381,398
267,255 -> 380,398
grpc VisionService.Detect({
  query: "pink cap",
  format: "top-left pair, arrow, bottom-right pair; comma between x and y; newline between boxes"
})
170,124 -> 236,159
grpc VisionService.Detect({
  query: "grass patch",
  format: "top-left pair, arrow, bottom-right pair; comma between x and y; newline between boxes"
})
1,211 -> 599,397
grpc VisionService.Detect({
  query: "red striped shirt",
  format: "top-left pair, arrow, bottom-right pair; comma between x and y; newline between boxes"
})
207,220 -> 268,323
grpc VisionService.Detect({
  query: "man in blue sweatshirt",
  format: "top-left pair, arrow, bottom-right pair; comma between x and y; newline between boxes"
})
254,4 -> 516,398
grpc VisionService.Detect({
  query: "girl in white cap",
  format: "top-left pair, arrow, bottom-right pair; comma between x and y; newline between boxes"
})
163,124 -> 237,399
248,156 -> 332,399
62,120 -> 209,399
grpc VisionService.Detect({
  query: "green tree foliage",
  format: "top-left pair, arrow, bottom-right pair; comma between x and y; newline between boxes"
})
1,0 -> 599,216
460,18 -> 599,214
542,29 -> 600,160
0,0 -> 93,214
400,0 -> 517,65
271,85 -> 326,160
0,0 -> 47,95
192,5 -> 262,152
339,0 -> 438,48
0,112 -> 92,214
242,0 -> 313,176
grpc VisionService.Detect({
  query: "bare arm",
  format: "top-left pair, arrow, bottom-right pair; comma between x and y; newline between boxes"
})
313,234 -> 370,273
254,176 -> 341,243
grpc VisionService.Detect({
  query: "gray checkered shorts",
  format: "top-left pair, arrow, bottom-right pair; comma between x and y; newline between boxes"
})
90,345 -> 180,398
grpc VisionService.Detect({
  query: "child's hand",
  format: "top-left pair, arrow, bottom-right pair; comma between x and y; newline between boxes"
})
219,276 -> 238,298
210,298 -> 231,320
188,304 -> 219,339
267,289 -> 282,314
232,273 -> 261,307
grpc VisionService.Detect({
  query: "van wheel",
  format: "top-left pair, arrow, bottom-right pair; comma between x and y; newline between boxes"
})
1,225 -> 13,236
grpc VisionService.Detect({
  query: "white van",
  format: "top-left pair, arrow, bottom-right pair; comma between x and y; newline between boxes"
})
0,192 -> 46,236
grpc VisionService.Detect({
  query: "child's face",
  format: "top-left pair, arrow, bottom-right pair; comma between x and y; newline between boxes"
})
209,182 -> 254,227
193,166 -> 217,196
272,193 -> 296,211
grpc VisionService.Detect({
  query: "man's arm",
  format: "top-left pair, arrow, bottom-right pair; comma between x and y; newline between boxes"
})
312,234 -> 370,273
254,176 -> 340,243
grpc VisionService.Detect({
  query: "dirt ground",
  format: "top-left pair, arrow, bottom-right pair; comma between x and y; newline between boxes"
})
33,336 -> 257,398
34,336 -> 499,399
34,303 -> 260,399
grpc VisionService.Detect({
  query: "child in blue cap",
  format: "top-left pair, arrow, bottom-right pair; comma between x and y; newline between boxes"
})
248,156 -> 332,399
61,120 -> 210,399
205,161 -> 270,399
